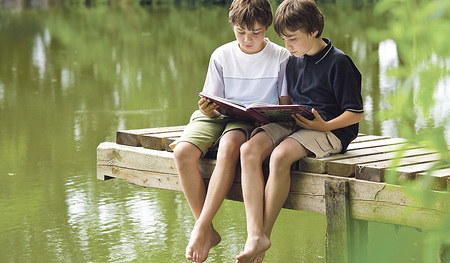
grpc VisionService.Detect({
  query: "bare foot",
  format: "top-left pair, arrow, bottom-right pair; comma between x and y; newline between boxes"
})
253,251 -> 265,263
235,234 -> 271,263
186,223 -> 221,262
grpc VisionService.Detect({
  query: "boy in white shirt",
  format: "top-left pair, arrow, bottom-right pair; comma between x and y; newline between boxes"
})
170,0 -> 290,262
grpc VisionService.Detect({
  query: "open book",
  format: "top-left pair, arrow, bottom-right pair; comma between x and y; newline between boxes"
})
199,92 -> 314,124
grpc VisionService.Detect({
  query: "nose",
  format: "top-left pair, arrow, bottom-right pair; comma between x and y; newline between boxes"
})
244,33 -> 252,43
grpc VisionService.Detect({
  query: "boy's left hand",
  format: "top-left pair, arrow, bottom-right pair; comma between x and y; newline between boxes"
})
292,109 -> 329,132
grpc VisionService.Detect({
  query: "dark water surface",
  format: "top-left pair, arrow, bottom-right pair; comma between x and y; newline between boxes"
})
1,2 -> 445,262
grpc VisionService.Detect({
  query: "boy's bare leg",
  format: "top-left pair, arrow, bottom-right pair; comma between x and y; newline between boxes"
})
237,138 -> 308,263
236,132 -> 274,263
174,141 -> 206,221
173,141 -> 209,261
186,130 -> 247,262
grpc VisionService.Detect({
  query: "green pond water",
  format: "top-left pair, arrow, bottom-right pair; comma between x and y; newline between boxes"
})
1,2 -> 447,262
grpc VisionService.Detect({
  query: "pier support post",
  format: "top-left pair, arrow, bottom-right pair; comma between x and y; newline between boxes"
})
325,179 -> 350,263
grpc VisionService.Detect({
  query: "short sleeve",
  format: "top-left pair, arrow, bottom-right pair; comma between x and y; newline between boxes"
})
202,52 -> 225,97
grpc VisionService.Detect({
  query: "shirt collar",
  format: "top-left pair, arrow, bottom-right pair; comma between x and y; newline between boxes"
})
305,38 -> 333,64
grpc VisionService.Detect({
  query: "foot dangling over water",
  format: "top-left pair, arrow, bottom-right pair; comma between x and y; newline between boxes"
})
235,234 -> 271,263
186,222 -> 221,262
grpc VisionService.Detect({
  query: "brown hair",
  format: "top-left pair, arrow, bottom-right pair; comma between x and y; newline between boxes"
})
229,0 -> 273,30
274,0 -> 324,38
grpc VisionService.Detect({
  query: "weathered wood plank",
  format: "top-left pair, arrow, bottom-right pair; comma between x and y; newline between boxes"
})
328,148 -> 437,177
400,167 -> 450,191
97,142 -> 217,179
349,179 -> 450,229
396,161 -> 440,180
299,138 -> 408,174
96,142 -> 450,229
346,137 -> 406,151
141,131 -> 183,150
356,153 -> 441,182
350,135 -> 390,143
116,125 -> 185,147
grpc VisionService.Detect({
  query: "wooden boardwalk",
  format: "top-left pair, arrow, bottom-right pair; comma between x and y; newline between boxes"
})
97,125 -> 450,262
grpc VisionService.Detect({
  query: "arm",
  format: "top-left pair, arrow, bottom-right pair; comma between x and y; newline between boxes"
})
279,96 -> 292,105
200,49 -> 224,118
293,110 -> 363,132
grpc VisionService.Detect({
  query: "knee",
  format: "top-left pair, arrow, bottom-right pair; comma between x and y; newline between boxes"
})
220,138 -> 241,152
269,148 -> 293,171
173,142 -> 201,164
240,141 -> 262,163
218,136 -> 244,157
240,141 -> 252,157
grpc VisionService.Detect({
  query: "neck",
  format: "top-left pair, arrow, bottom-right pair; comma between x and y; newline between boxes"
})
307,38 -> 327,56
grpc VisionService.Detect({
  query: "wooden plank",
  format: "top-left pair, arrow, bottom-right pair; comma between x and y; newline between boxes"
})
299,138 -> 407,174
327,148 -> 437,177
355,156 -> 439,182
141,131 -> 183,150
417,168 -> 450,190
97,165 -> 182,191
116,125 -> 185,147
96,142 -> 450,229
349,179 -> 449,229
346,137 -> 406,151
355,154 -> 440,182
359,159 -> 450,191
97,142 -> 217,179
396,161 -> 440,180
325,179 -> 350,263
350,135 -> 390,143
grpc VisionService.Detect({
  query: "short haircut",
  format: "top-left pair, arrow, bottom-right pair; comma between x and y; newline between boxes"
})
274,0 -> 324,38
229,0 -> 273,30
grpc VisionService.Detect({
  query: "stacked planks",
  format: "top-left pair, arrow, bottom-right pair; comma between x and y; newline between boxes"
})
113,126 -> 450,190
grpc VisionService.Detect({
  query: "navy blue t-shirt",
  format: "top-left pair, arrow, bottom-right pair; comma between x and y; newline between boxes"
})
286,38 -> 364,152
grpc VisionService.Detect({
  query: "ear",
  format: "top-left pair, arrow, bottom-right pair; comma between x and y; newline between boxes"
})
311,30 -> 319,38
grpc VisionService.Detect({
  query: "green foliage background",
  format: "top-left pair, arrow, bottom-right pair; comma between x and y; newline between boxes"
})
367,0 -> 450,261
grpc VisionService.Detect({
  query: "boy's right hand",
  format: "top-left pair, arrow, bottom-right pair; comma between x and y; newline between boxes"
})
198,97 -> 220,117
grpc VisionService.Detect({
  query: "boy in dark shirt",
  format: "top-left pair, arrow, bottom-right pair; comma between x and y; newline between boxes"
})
236,0 -> 364,262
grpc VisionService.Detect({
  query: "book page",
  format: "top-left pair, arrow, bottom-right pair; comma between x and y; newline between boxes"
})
198,92 -> 246,108
251,105 -> 315,121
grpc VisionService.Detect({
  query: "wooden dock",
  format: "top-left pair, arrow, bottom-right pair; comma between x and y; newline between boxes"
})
97,125 -> 450,262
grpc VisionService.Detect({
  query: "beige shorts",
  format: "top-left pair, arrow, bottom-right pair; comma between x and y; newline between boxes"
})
252,122 -> 342,158
170,110 -> 254,157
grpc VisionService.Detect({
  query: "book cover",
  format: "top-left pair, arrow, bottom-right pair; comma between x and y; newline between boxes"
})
198,92 -> 314,124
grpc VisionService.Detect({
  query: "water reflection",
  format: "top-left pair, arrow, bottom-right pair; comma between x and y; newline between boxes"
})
0,2 -> 446,262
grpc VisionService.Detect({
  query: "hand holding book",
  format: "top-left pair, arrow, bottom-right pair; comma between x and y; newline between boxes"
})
198,96 -> 220,117
198,92 -> 314,124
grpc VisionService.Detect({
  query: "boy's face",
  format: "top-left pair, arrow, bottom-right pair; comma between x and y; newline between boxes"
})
281,29 -> 319,57
233,23 -> 268,54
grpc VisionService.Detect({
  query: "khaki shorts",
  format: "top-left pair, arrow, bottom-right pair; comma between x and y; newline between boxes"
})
170,110 -> 254,157
252,122 -> 342,158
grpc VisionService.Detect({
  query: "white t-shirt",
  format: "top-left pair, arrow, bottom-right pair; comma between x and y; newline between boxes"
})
202,38 -> 290,107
